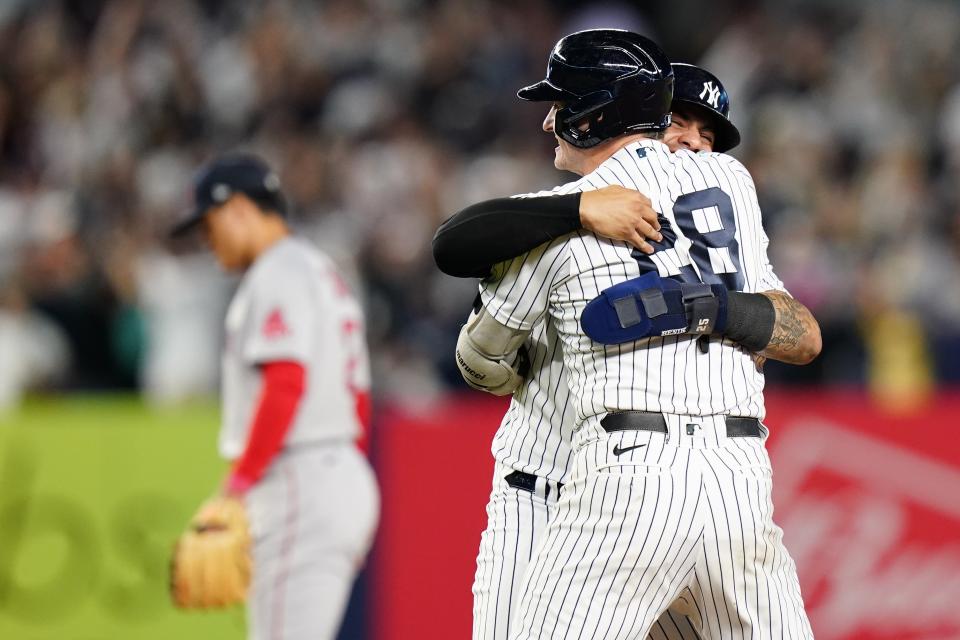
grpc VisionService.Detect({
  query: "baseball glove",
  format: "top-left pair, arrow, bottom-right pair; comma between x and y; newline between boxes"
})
170,495 -> 252,609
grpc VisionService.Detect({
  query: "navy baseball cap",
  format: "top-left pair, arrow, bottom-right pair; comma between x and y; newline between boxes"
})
671,63 -> 740,153
170,153 -> 287,237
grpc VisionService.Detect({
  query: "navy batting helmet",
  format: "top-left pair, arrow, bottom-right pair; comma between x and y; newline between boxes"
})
518,29 -> 674,149
671,63 -> 741,153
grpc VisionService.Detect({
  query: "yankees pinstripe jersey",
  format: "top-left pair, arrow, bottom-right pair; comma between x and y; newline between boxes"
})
480,139 -> 786,427
492,319 -> 576,485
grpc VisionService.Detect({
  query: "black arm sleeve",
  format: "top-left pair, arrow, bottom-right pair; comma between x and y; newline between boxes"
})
432,193 -> 582,278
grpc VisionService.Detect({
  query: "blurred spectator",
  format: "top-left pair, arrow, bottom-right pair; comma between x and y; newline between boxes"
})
0,278 -> 69,412
1,0 -> 958,407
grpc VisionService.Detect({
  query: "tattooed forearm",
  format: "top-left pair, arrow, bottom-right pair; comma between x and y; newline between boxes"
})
767,294 -> 805,350
760,291 -> 822,365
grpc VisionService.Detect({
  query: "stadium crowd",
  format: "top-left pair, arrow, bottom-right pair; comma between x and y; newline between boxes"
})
1,0 -> 958,411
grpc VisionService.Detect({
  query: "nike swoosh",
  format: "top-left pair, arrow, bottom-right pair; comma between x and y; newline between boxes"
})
612,443 -> 647,456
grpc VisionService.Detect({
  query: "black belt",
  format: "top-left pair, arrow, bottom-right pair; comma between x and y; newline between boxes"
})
504,470 -> 563,499
600,411 -> 763,438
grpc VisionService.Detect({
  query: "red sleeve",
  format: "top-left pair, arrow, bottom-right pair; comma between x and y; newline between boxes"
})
354,389 -> 371,455
226,361 -> 306,494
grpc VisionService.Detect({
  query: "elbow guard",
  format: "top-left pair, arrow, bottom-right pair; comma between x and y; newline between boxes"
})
455,308 -> 530,396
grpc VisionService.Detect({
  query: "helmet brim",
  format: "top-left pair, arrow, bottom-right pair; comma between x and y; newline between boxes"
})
517,79 -> 570,102
169,207 -> 207,238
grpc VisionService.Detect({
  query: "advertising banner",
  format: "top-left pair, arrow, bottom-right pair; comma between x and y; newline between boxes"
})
372,390 -> 960,640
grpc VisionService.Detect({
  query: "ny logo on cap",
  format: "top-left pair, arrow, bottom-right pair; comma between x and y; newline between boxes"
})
699,81 -> 721,109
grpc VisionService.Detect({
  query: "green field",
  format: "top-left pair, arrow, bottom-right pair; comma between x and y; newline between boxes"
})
0,396 -> 247,639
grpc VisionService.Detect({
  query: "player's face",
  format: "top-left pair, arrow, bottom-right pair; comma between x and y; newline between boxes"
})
663,105 -> 716,153
543,102 -> 589,174
202,201 -> 251,271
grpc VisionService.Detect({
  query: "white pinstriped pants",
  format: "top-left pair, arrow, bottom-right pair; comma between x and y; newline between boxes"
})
508,416 -> 814,640
474,464 -> 703,640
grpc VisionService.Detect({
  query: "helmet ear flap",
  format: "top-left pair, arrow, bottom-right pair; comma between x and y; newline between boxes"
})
556,117 -> 604,148
555,81 -> 671,149
555,93 -> 617,148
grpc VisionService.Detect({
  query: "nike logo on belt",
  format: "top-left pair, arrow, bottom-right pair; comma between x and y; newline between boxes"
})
612,444 -> 647,456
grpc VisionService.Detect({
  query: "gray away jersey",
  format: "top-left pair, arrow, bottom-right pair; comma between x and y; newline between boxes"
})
480,139 -> 786,426
220,237 -> 370,459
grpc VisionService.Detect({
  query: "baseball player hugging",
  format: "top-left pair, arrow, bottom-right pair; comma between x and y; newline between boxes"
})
441,29 -> 822,640
169,153 -> 379,640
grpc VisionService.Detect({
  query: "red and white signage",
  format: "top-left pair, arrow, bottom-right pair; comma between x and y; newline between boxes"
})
371,390 -> 960,640
765,391 -> 960,640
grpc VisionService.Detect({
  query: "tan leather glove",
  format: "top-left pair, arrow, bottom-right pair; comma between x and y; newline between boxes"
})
170,496 -> 252,609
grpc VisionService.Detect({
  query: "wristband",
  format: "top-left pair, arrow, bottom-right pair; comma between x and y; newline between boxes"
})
721,292 -> 776,352
225,472 -> 256,496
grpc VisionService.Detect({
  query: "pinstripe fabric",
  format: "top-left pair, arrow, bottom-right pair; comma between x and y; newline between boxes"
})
476,315 -> 701,638
473,310 -> 578,638
480,140 -> 787,426
477,139 -> 811,638
509,421 -> 813,640
473,464 -> 703,640
491,320 -> 575,486
473,464 -> 557,640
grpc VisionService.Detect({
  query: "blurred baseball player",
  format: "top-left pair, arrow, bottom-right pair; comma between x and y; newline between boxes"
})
451,29 -> 821,639
170,153 -> 379,639
435,62 -> 745,640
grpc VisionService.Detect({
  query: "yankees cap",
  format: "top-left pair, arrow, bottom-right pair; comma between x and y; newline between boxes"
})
170,152 -> 287,237
671,63 -> 740,153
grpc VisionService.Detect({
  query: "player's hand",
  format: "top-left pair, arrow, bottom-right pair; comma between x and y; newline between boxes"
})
579,186 -> 663,254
